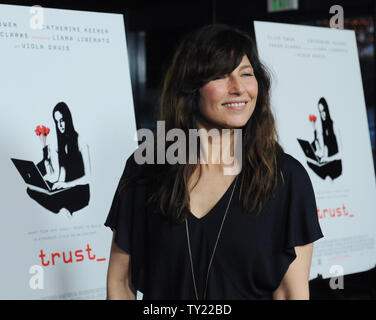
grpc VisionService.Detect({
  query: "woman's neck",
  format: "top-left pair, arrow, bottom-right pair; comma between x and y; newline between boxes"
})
196,119 -> 235,168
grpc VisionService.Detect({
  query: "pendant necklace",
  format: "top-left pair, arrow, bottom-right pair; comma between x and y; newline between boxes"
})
185,175 -> 238,300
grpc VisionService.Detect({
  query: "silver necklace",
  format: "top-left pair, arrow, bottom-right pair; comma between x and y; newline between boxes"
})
185,175 -> 238,300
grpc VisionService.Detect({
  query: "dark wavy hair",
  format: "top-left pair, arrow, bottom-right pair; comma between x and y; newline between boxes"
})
318,97 -> 338,156
52,102 -> 79,164
135,24 -> 284,223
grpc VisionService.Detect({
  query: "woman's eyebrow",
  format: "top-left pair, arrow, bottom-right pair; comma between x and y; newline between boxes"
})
239,65 -> 253,71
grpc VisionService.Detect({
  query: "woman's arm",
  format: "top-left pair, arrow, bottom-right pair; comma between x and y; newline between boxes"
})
273,243 -> 314,300
68,137 -> 91,186
52,166 -> 66,190
79,138 -> 91,178
107,232 -> 136,300
61,149 -> 89,187
52,138 -> 90,190
318,125 -> 341,163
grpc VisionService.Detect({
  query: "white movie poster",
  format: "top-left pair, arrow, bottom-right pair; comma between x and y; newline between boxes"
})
0,4 -> 137,299
254,21 -> 376,279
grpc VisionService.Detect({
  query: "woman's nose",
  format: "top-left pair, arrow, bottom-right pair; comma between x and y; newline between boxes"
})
228,76 -> 245,95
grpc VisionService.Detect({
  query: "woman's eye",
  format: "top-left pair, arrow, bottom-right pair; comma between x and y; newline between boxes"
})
213,75 -> 226,80
242,73 -> 254,77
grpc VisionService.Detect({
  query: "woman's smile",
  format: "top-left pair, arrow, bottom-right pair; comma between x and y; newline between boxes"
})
222,100 -> 249,111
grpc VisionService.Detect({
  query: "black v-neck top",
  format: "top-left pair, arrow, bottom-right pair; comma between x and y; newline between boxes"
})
104,151 -> 324,300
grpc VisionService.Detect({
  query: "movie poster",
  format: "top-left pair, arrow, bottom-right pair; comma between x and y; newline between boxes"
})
254,21 -> 376,279
0,4 -> 137,299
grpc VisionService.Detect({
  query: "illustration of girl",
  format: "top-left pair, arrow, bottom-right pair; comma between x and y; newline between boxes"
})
307,97 -> 342,180
27,102 -> 90,217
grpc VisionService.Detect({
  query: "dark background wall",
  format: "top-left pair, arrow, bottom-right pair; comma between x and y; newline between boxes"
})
2,0 -> 376,299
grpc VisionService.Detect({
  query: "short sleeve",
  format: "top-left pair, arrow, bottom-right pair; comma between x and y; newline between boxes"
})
104,154 -> 147,292
104,155 -> 137,254
284,154 -> 324,249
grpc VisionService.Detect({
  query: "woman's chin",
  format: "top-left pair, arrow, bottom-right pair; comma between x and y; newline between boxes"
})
223,119 -> 250,129
198,115 -> 250,130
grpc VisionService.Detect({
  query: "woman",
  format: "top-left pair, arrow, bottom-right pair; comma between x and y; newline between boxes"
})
313,97 -> 339,160
27,102 -> 90,217
105,25 -> 323,300
308,97 -> 342,180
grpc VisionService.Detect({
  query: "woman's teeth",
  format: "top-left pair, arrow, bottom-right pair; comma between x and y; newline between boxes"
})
223,102 -> 247,107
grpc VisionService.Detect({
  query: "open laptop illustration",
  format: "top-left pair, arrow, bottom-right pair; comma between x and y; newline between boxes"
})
11,158 -> 71,194
297,139 -> 328,166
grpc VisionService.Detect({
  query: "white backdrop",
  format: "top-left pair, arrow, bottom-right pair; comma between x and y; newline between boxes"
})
254,21 -> 376,279
0,4 -> 138,299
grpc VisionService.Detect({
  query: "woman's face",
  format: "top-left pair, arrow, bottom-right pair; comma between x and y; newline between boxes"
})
198,55 -> 258,129
54,111 -> 66,134
318,103 -> 326,121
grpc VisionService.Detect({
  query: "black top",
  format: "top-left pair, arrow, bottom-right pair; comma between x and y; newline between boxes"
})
104,151 -> 324,300
59,143 -> 85,182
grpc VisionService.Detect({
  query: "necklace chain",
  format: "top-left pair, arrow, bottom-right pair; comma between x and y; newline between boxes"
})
185,176 -> 238,300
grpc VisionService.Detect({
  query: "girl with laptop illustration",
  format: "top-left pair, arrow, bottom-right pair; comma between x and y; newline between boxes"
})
307,97 -> 342,180
27,102 -> 90,217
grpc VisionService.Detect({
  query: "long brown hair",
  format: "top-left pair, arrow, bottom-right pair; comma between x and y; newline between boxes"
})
138,24 -> 284,223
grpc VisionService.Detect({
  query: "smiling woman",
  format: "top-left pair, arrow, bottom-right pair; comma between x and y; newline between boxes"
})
105,24 -> 323,300
199,55 -> 258,129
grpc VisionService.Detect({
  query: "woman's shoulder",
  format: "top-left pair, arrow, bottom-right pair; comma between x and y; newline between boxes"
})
121,150 -> 142,178
77,135 -> 88,150
278,151 -> 304,170
122,149 -> 160,185
277,151 -> 311,183
124,148 -> 151,170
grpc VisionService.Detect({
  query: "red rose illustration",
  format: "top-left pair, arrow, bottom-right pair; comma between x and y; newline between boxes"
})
35,125 -> 50,146
309,114 -> 317,123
